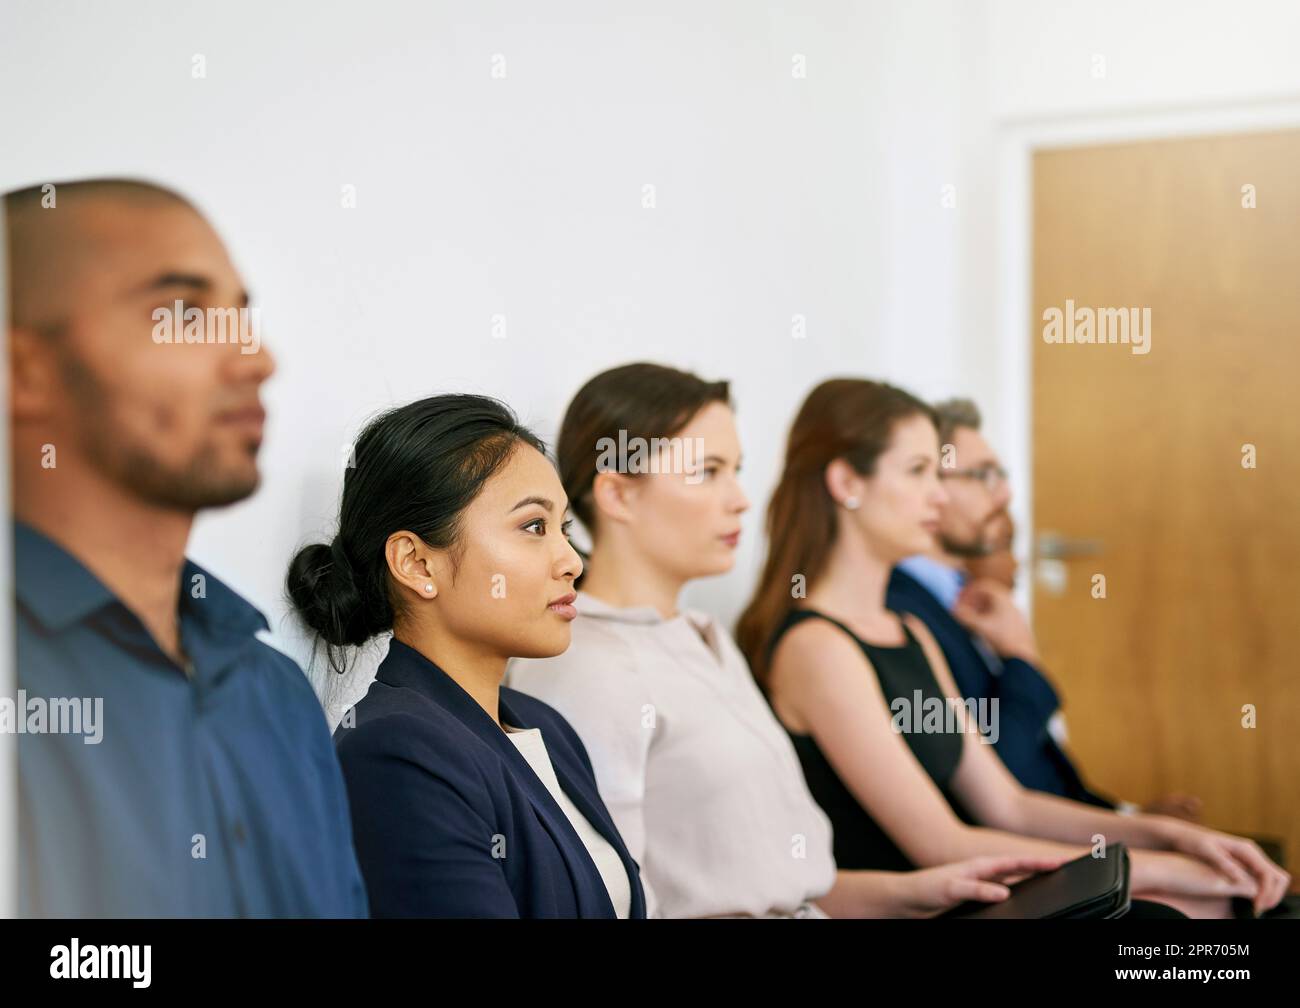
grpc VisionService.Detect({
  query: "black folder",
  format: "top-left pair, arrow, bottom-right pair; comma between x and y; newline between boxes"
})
940,844 -> 1131,919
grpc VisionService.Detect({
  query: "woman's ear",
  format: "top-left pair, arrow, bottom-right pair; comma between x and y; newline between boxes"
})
590,470 -> 638,525
823,458 -> 863,508
385,531 -> 441,600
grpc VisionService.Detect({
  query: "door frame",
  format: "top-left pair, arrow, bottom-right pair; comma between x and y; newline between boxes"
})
993,96 -> 1300,615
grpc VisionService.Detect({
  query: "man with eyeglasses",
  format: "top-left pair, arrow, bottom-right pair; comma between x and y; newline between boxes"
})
887,398 -> 1203,820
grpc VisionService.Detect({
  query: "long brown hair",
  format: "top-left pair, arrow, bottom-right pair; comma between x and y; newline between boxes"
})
556,362 -> 731,578
735,378 -> 937,686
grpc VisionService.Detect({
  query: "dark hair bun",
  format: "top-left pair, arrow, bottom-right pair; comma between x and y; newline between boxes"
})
285,539 -> 383,648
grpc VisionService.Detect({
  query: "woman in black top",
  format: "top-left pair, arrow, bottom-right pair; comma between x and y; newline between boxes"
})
773,608 -> 966,872
736,378 -> 1290,917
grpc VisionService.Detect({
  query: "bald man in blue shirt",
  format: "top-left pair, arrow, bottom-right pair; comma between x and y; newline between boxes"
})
5,178 -> 366,917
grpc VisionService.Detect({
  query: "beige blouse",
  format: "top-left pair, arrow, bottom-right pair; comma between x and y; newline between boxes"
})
506,591 -> 837,919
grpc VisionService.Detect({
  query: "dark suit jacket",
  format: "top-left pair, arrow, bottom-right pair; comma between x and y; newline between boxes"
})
335,638 -> 647,918
886,566 -> 1113,808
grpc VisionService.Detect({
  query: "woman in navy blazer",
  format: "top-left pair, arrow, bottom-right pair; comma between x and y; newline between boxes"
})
287,394 -> 647,918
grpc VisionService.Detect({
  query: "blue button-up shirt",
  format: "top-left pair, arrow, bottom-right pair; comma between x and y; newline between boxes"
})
896,554 -> 966,611
14,521 -> 368,918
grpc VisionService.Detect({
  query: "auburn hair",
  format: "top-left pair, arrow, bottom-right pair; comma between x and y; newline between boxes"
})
735,378 -> 937,686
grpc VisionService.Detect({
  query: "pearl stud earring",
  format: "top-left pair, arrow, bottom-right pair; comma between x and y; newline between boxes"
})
424,584 -> 434,594
843,496 -> 860,510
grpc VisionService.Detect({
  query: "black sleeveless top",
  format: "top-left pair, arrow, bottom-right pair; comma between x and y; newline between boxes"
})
769,608 -> 967,872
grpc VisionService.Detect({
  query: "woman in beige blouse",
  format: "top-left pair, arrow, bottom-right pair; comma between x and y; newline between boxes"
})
505,362 -> 1061,918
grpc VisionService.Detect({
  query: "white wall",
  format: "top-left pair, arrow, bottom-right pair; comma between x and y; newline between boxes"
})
2,0 -> 996,714
988,0 -> 1300,120
4,1 -> 1297,720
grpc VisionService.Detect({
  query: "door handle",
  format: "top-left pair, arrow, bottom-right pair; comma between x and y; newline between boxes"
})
1035,530 -> 1104,561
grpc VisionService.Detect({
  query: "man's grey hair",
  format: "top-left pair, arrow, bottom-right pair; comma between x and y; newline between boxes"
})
933,397 -> 982,446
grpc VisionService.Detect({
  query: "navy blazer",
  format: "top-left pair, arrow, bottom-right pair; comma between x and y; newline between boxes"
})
335,639 -> 647,918
886,567 -> 1113,807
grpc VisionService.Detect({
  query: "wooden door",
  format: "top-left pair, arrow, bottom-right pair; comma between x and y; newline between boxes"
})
1031,129 -> 1300,871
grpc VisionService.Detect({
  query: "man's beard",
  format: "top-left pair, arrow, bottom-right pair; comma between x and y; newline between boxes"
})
938,531 -> 992,559
110,438 -> 261,510
940,511 -> 1010,559
66,361 -> 260,511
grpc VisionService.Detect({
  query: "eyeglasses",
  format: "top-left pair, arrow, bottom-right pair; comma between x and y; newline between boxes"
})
939,464 -> 1008,493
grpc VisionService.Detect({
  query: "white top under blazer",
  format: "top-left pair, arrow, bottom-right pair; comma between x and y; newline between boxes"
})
503,723 -> 633,919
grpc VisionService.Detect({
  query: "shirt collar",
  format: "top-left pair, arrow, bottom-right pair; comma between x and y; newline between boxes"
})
576,589 -> 713,629
14,521 -> 116,630
895,553 -> 966,611
574,590 -> 662,624
178,557 -> 269,638
575,590 -> 721,659
14,520 -> 268,638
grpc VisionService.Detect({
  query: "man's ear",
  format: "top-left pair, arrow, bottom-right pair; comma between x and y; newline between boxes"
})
590,470 -> 639,525
385,530 -> 442,600
823,458 -> 863,508
9,326 -> 59,423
